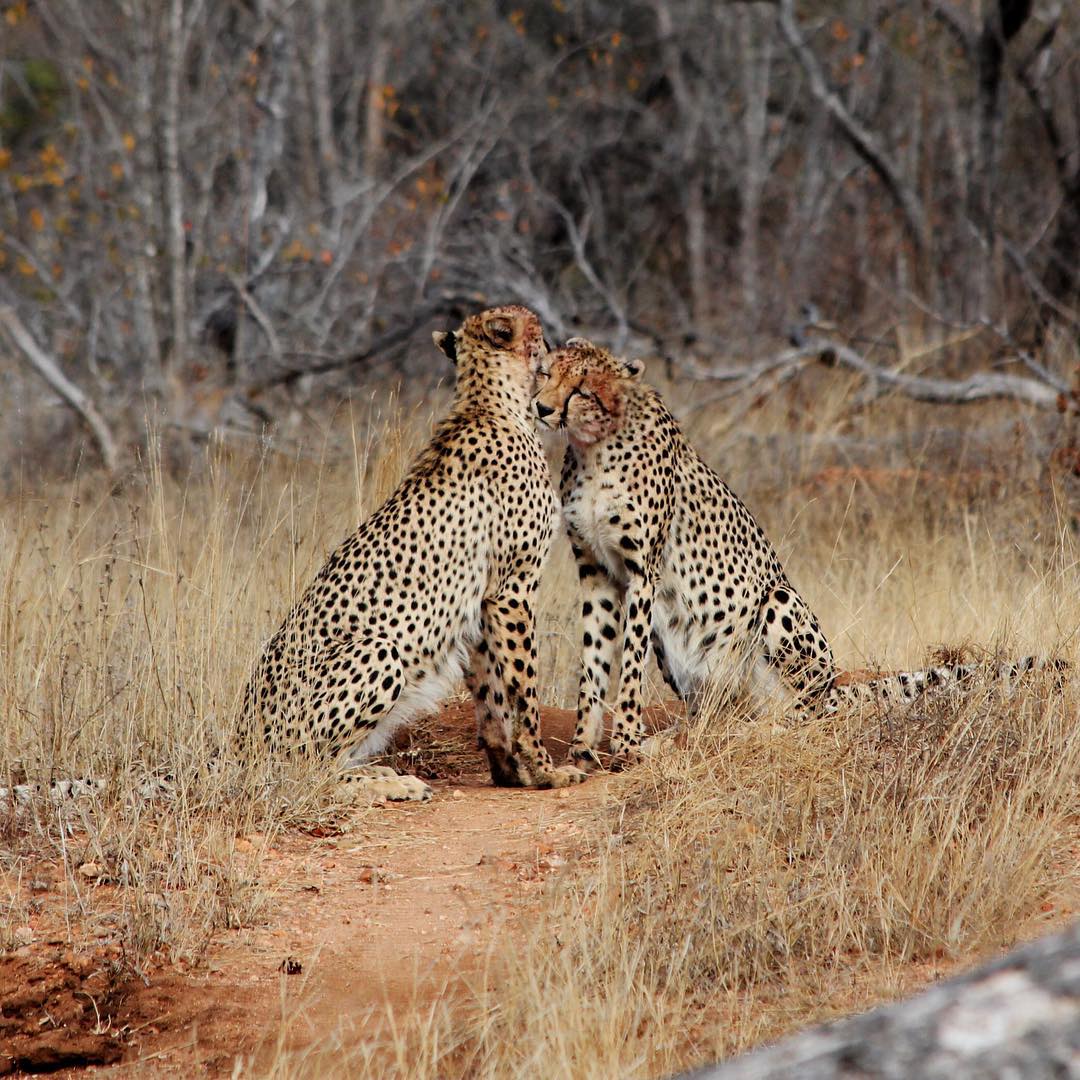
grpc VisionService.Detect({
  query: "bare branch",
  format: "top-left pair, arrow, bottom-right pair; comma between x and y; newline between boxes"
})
776,0 -> 930,260
246,290 -> 485,392
0,307 -> 120,474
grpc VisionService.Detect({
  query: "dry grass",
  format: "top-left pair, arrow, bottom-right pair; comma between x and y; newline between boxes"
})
3,360 -> 1080,1072
270,668 -> 1079,1079
0,392 -> 440,970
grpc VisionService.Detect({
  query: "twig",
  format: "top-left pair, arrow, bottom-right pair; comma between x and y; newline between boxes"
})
245,291 -> 485,392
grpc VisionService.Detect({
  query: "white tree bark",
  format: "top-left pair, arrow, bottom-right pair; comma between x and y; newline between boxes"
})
679,922 -> 1080,1080
681,335 -> 1066,415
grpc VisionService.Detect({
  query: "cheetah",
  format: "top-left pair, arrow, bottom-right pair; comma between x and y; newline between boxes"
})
532,339 -> 1063,769
2,308 -> 586,812
239,305 -> 585,800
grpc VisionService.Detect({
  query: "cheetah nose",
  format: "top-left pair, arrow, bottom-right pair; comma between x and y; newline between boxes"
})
535,401 -> 556,420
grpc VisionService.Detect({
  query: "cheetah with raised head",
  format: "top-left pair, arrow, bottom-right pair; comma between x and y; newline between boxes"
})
533,339 -> 1062,769
241,306 -> 585,800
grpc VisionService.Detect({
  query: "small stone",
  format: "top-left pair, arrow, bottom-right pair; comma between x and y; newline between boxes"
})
77,861 -> 102,881
12,926 -> 33,947
451,789 -> 465,800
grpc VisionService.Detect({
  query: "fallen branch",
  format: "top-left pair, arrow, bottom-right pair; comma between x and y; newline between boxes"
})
816,337 -> 1066,409
0,305 -> 119,474
679,337 -> 1069,414
677,920 -> 1080,1080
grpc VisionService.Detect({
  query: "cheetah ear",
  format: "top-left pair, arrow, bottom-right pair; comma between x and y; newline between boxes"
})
483,315 -> 516,347
622,357 -> 645,380
432,330 -> 457,365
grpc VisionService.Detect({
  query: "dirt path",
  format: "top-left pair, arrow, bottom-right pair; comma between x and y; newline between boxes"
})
4,704 -> 642,1078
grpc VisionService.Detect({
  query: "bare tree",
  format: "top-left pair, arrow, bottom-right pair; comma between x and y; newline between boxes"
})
1,0 -> 1078,474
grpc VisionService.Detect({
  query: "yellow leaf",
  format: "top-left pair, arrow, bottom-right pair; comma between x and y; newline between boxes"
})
29,207 -> 44,231
122,132 -> 136,153
0,148 -> 10,170
16,257 -> 36,277
110,161 -> 125,180
39,144 -> 64,168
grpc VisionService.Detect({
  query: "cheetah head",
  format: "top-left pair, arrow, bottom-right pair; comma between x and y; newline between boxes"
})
532,338 -> 645,447
432,305 -> 549,382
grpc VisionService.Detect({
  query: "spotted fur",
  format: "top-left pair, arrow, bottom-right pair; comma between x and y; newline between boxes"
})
534,339 -> 1064,769
237,306 -> 585,799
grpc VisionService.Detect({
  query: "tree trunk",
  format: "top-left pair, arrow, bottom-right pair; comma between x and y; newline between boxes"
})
163,0 -> 188,370
129,1 -> 164,394
737,6 -> 771,326
364,0 -> 391,181
310,0 -> 341,206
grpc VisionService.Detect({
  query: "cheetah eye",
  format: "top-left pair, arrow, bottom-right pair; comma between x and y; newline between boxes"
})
535,368 -> 549,384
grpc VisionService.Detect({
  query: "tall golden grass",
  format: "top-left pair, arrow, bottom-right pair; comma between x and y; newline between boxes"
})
270,667 -> 1078,1079
2,365 -> 1079,1072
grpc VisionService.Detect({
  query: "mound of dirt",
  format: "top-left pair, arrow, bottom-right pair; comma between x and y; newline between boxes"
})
0,949 -> 128,1074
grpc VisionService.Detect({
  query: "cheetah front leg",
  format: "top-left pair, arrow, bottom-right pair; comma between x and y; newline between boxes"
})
608,572 -> 657,768
567,547 -> 624,770
465,621 -> 534,788
480,592 -> 586,789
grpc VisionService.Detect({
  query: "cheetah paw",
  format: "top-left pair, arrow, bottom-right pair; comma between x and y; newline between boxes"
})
543,764 -> 588,788
340,766 -> 433,804
607,744 -> 644,771
567,742 -> 603,772
638,729 -> 675,759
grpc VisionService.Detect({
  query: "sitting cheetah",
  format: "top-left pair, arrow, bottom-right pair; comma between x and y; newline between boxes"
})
533,339 -> 1062,769
240,305 -> 585,799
